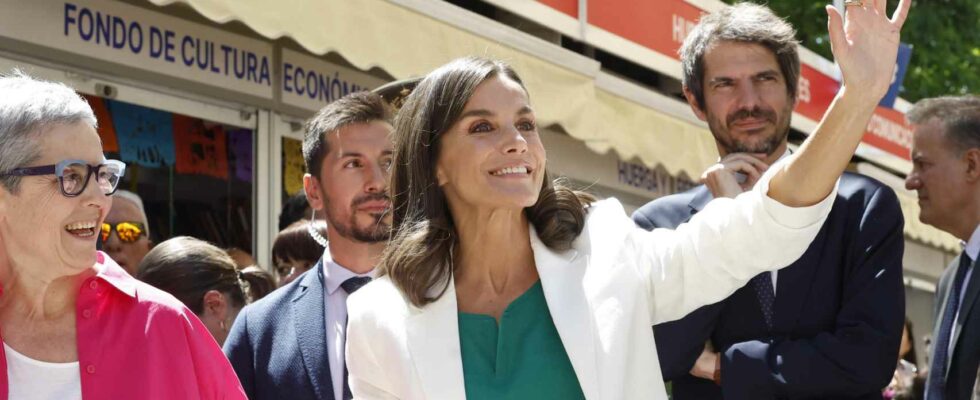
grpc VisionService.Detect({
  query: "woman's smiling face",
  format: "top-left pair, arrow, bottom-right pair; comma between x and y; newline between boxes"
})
435,75 -> 546,212
0,121 -> 111,274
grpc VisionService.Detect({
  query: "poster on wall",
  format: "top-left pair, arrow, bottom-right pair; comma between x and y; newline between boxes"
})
109,100 -> 175,167
84,95 -> 119,153
173,114 -> 229,179
282,138 -> 305,196
228,129 -> 253,182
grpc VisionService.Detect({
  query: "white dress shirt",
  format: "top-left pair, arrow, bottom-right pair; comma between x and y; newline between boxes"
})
321,249 -> 375,400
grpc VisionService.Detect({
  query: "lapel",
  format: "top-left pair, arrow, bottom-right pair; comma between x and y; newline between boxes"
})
950,255 -> 979,372
531,227 -> 601,400
405,275 -> 467,400
291,260 -> 334,400
687,185 -> 713,215
932,257 -> 956,378
772,227 -> 828,330
688,184 -> 825,333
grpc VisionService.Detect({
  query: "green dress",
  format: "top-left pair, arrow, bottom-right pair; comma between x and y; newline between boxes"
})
457,281 -> 586,400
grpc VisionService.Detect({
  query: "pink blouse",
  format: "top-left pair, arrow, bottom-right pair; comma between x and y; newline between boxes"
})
0,252 -> 246,399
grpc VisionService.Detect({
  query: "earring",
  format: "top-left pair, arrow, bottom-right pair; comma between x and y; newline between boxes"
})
220,320 -> 227,331
308,210 -> 328,247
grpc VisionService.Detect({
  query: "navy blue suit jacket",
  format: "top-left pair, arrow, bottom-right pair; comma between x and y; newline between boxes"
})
632,173 -> 906,399
931,254 -> 980,400
223,261 -> 336,400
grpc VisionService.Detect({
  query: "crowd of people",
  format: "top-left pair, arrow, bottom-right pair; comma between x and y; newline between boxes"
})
0,0 -> 978,399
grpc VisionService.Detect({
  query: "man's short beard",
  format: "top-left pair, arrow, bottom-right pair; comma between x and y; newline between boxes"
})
323,192 -> 391,244
709,103 -> 793,156
333,212 -> 391,243
724,128 -> 788,154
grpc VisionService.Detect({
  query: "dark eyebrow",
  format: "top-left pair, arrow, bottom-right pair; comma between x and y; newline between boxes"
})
340,150 -> 393,158
459,109 -> 494,119
707,76 -> 734,85
754,70 -> 781,79
459,106 -> 534,119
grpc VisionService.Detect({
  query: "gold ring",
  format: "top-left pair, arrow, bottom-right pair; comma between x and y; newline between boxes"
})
844,0 -> 864,7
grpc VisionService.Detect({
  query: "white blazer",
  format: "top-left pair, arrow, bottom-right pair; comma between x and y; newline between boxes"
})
347,167 -> 837,400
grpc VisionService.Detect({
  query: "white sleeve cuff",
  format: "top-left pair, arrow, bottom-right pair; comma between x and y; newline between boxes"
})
751,156 -> 839,230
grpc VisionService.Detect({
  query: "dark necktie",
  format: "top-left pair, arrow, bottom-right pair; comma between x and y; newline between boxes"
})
750,272 -> 776,331
927,252 -> 973,400
341,276 -> 371,400
341,276 -> 372,295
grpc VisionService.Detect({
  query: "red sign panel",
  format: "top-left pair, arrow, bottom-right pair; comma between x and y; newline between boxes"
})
795,65 -> 841,123
537,0 -> 578,18
588,0 -> 703,61
537,0 -> 912,161
865,106 -> 913,160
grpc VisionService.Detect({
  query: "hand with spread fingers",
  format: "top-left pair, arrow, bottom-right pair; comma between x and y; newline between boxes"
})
764,0 -> 911,207
826,0 -> 911,100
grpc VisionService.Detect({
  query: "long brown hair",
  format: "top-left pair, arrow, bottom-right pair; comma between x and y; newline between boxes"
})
380,57 -> 594,307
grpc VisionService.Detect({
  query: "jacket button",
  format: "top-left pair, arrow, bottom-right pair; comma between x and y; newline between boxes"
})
86,364 -> 96,374
89,281 -> 99,290
82,309 -> 92,319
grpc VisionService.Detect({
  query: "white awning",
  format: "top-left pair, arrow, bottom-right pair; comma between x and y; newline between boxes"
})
147,0 -> 719,179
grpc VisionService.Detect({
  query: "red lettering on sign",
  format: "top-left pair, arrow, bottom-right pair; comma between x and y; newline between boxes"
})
795,65 -> 840,122
864,107 -> 912,160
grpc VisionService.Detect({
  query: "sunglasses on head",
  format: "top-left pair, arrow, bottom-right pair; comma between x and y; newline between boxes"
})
0,159 -> 126,197
101,221 -> 146,243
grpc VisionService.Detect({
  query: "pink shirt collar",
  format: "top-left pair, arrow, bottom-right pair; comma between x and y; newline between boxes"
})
93,252 -> 137,298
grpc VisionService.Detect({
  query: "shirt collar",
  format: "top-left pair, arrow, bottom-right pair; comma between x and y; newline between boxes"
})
95,251 -> 138,298
320,247 -> 375,296
963,224 -> 980,263
0,252 -> 137,299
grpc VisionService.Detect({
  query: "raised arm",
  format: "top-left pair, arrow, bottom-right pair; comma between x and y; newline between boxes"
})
766,0 -> 910,207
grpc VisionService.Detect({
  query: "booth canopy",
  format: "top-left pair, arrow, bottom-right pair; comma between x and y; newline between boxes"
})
148,0 -> 956,253
147,0 -> 719,179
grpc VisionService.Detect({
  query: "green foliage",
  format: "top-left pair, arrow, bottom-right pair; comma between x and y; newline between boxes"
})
723,0 -> 980,102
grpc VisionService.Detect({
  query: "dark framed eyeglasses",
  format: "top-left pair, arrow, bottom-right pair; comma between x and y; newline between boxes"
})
0,159 -> 126,197
101,221 -> 146,243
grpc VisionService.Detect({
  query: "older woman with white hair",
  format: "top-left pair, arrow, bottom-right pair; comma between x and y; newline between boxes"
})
0,72 -> 245,399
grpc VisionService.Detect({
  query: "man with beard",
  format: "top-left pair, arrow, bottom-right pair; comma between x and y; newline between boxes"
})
632,3 -> 905,399
224,92 -> 393,400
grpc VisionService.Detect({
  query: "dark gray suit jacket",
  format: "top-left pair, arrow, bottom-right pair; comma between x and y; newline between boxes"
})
930,253 -> 980,400
223,261 -> 337,400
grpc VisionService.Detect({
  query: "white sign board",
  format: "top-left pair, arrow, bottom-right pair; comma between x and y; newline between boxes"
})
0,0 -> 274,99
281,48 -> 386,112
